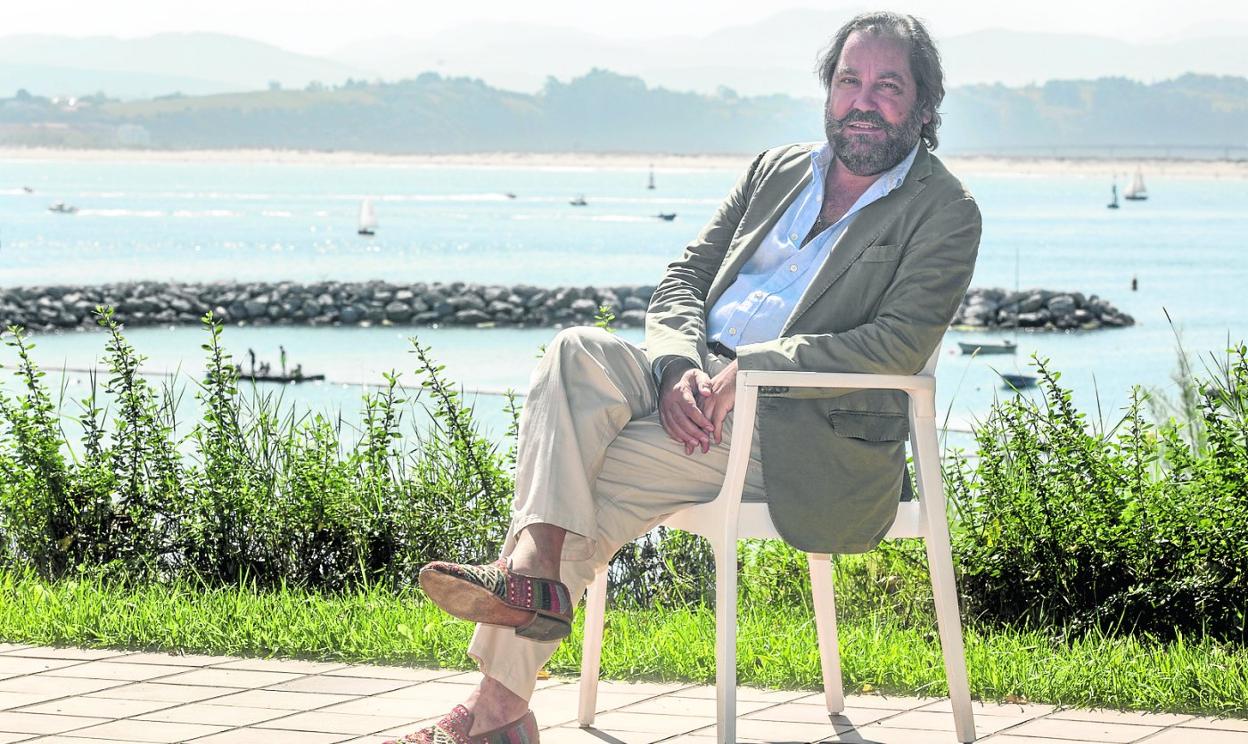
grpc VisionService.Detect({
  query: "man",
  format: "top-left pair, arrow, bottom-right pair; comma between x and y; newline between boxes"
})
386,11 -> 981,744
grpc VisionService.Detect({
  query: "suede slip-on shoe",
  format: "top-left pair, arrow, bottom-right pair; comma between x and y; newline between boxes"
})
384,705 -> 539,744
418,558 -> 574,642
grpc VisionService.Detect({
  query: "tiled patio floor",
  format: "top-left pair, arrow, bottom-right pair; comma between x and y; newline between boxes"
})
0,643 -> 1242,743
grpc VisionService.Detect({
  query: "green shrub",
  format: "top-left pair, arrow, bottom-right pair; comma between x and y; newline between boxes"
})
949,350 -> 1248,640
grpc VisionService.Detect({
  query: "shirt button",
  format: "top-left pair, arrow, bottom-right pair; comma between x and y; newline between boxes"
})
753,291 -> 763,298
789,232 -> 798,241
789,264 -> 798,272
729,328 -> 737,335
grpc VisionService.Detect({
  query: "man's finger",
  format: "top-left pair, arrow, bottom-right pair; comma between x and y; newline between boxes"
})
669,403 -> 711,452
712,407 -> 728,445
679,388 -> 715,431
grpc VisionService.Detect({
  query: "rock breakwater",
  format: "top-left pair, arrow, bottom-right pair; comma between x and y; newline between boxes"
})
953,287 -> 1134,331
0,281 -> 1134,333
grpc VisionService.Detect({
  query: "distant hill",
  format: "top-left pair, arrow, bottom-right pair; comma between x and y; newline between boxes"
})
0,33 -> 372,99
2,70 -> 1245,157
331,12 -> 1248,96
6,20 -> 1248,102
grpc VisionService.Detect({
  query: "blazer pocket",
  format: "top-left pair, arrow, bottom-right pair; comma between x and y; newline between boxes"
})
826,410 -> 909,442
859,243 -> 904,263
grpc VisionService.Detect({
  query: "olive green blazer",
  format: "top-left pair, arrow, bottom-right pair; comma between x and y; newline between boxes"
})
645,143 -> 982,553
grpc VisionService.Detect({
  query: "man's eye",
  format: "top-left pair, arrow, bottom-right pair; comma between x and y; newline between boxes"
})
881,82 -> 901,92
838,77 -> 858,85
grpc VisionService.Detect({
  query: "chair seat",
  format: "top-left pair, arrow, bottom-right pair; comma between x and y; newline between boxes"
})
663,500 -> 925,541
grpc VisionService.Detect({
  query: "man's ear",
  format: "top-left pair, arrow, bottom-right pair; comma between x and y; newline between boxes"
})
921,107 -> 933,126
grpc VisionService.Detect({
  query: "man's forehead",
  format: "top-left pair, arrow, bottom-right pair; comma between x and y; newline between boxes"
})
837,32 -> 913,78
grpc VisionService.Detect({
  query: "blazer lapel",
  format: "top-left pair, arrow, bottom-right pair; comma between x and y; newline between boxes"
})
706,150 -> 814,309
782,149 -> 932,333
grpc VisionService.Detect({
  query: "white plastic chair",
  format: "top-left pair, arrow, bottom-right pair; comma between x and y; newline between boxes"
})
577,347 -> 976,743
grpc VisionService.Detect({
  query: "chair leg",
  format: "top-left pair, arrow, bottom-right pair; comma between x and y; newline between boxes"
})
578,569 -> 609,727
807,553 -> 844,713
913,418 -> 976,743
714,536 -> 737,744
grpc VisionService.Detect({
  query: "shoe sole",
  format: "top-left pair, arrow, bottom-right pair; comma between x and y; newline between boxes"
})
419,567 -> 571,643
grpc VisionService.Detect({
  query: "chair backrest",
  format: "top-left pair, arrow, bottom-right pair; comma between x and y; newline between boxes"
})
919,344 -> 942,376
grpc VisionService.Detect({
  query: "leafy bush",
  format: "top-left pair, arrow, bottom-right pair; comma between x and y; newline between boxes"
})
949,350 -> 1248,640
0,311 -> 511,591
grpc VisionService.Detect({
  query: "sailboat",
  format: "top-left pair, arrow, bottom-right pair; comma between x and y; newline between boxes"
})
1107,182 -> 1119,209
357,198 -> 378,236
1123,168 -> 1148,201
998,244 -> 1037,389
647,165 -> 656,190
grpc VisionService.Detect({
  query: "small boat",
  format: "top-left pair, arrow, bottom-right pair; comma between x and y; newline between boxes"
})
656,212 -> 677,221
504,192 -> 517,199
22,186 -> 33,194
357,198 -> 378,236
48,201 -> 78,214
958,339 -> 1016,355
1000,372 -> 1038,390
1123,168 -> 1148,201
242,372 -> 326,384
647,166 -> 656,190
1107,182 -> 1119,209
569,195 -> 588,207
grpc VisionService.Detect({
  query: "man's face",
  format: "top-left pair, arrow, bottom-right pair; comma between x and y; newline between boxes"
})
824,31 -> 929,176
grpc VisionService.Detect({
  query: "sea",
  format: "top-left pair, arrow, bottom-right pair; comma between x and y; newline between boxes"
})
2,153 -> 1246,450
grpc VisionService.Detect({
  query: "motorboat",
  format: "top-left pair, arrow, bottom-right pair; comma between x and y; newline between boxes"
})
48,201 -> 78,214
570,195 -> 588,206
656,212 -> 677,221
958,339 -> 1016,355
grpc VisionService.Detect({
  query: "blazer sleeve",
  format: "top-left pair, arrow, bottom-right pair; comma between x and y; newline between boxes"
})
644,150 -> 767,371
735,195 -> 982,377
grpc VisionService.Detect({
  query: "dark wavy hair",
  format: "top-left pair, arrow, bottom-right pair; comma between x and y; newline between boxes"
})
815,12 -> 944,150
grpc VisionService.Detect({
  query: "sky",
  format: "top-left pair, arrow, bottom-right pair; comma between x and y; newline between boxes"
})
4,0 -> 1248,53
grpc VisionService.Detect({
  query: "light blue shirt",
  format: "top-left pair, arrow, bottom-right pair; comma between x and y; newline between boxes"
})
706,142 -> 918,351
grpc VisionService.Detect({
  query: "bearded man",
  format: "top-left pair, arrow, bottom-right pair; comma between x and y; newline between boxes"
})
386,11 -> 981,744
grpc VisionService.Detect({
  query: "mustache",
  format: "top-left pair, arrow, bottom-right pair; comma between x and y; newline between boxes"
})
835,110 -> 892,130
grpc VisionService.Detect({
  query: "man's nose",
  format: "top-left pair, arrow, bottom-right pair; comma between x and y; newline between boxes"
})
850,87 -> 880,113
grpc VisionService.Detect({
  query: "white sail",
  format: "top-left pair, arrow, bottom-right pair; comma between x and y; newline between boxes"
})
358,198 -> 378,233
1124,169 -> 1147,199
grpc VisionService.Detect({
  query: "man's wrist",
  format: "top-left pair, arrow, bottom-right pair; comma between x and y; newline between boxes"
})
654,356 -> 698,387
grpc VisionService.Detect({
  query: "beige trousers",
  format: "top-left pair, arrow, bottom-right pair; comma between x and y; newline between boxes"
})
466,326 -> 765,699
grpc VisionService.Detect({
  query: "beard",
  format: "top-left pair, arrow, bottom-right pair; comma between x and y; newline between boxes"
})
825,105 -> 924,176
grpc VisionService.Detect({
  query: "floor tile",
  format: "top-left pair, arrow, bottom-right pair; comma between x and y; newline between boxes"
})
324,664 -> 458,682
206,689 -> 357,710
745,702 -> 894,727
41,661 -> 189,682
1184,716 -> 1248,732
87,682 -> 237,703
618,695 -> 771,718
1047,707 -> 1193,726
0,658 -> 80,676
731,716 -> 852,741
373,681 -> 478,701
266,675 -> 412,696
0,692 -> 54,711
66,718 -> 228,742
136,701 -> 289,726
840,725 -> 973,744
670,685 -> 811,704
156,668 -> 302,688
917,698 -> 1056,718
584,711 -> 713,736
882,709 -> 1028,735
1007,717 -> 1163,742
214,658 -> 350,675
0,676 -> 122,697
0,711 -> 107,735
191,729 -> 349,744
0,647 -> 123,662
254,710 -> 415,735
1146,728 -> 1248,744
15,696 -> 174,718
117,652 -> 240,666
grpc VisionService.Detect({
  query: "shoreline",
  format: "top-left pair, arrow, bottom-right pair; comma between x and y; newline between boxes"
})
3,146 -> 1247,178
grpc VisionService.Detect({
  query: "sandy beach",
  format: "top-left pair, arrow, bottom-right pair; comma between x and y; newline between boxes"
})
3,146 -> 1247,179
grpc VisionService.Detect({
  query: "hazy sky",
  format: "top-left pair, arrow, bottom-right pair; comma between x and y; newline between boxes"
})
4,0 -> 1247,54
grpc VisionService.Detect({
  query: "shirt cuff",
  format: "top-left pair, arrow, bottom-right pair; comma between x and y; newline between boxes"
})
652,355 -> 698,387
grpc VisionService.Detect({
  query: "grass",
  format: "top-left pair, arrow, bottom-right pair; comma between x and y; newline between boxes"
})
1,570 -> 1245,717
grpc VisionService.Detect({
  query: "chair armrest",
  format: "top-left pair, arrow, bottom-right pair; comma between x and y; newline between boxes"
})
737,369 -> 935,394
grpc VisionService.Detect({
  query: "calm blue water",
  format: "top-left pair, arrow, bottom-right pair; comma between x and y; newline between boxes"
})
3,155 -> 1245,444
